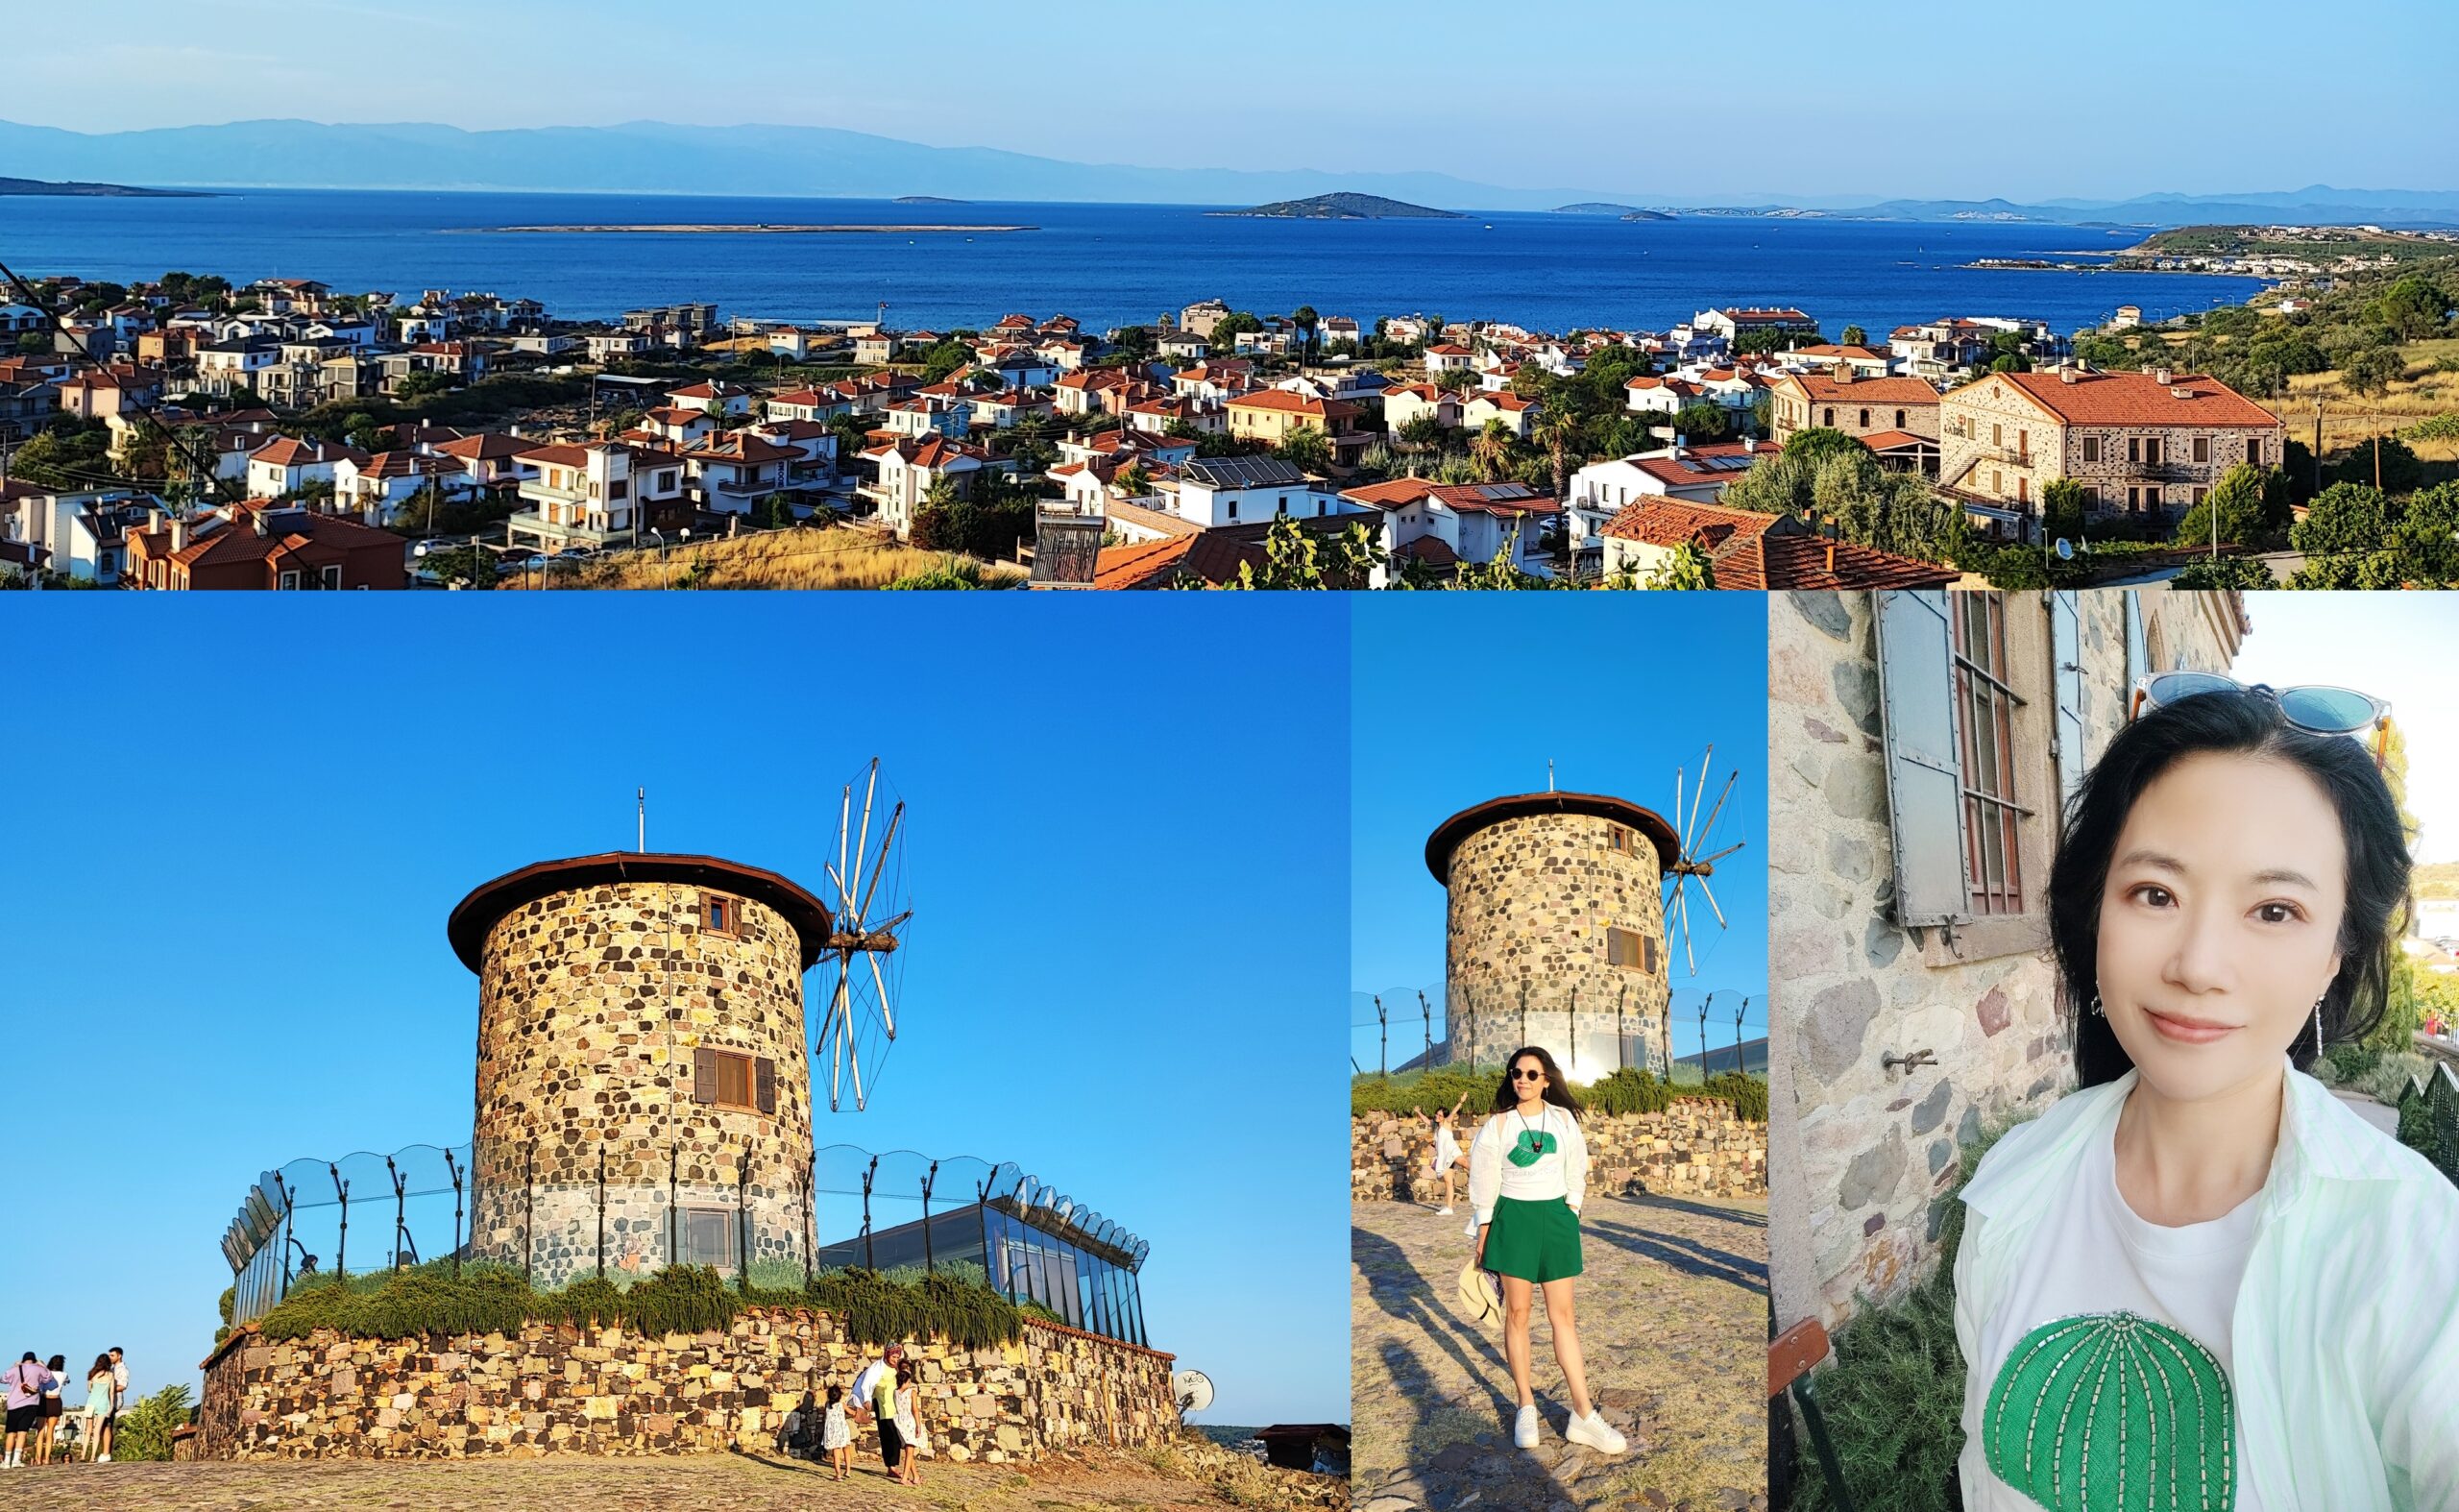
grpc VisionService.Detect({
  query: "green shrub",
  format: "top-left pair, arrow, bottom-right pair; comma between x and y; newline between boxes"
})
218,1286 -> 235,1325
250,1261 -> 1025,1350
1701,1070 -> 1770,1123
2360,1052 -> 2432,1107
112,1383 -> 194,1462
1350,1065 -> 1766,1122
1350,1067 -> 1496,1121
2399,1089 -> 2439,1161
2321,1040 -> 2379,1086
1586,1067 -> 1676,1116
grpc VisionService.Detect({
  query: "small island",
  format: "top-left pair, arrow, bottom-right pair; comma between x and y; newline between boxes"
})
1552,203 -> 1670,220
893,195 -> 970,206
1210,193 -> 1465,221
0,176 -> 208,198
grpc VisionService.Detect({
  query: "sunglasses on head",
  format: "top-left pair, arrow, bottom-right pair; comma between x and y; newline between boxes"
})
1511,1067 -> 1546,1082
2131,671 -> 2389,748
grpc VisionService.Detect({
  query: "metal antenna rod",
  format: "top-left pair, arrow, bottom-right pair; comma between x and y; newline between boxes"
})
637,787 -> 646,854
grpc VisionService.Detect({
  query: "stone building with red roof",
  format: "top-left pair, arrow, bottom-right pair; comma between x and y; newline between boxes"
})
1938,363 -> 2285,534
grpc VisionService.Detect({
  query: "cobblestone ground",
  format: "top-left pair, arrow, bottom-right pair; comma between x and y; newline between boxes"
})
0,1443 -> 1343,1512
1352,1193 -> 1768,1512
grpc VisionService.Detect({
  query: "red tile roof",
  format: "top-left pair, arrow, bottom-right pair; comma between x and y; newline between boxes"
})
1090,535 -> 1196,589
1599,499 -> 1787,551
1774,373 -> 1941,407
1956,368 -> 2281,428
1711,533 -> 1960,590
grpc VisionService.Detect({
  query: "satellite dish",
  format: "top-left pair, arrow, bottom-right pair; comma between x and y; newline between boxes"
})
1172,1369 -> 1215,1417
2054,537 -> 2075,561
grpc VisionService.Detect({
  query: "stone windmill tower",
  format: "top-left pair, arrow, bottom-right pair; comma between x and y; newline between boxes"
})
448,852 -> 835,1287
1424,792 -> 1680,1082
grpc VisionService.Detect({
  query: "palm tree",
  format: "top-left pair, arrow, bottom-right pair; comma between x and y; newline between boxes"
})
1293,305 -> 1321,366
1470,419 -> 1514,481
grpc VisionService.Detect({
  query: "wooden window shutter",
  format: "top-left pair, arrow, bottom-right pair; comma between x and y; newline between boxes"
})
2049,591 -> 2087,824
1873,590 -> 1971,928
755,1057 -> 778,1114
693,1046 -> 718,1105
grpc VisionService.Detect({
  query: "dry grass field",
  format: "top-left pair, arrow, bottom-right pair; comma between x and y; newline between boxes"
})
499,526 -> 1026,591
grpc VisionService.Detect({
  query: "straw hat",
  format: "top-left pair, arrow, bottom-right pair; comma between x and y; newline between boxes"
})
1455,1259 -> 1502,1328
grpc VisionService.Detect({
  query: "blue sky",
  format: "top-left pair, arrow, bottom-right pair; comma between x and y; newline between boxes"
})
8,0 -> 2453,200
1348,595 -> 1770,1073
2231,595 -> 2459,864
0,593 -> 1349,1426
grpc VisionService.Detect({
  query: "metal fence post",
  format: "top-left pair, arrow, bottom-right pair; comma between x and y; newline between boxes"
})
1519,980 -> 1528,1053
596,1148 -> 608,1280
921,1160 -> 937,1275
860,1157 -> 877,1272
523,1148 -> 536,1286
1375,994 -> 1387,1077
978,1180 -> 1004,1304
668,1145 -> 679,1272
737,1150 -> 751,1291
1568,985 -> 1577,1077
446,1148 -> 464,1280
1419,989 -> 1432,1070
274,1174 -> 295,1301
330,1163 -> 349,1280
804,1164 -> 817,1285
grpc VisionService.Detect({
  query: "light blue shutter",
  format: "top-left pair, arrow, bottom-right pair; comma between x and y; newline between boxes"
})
2050,591 -> 2086,821
2124,591 -> 2149,683
1874,590 -> 1971,927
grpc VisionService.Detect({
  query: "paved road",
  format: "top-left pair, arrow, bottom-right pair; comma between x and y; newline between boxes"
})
1351,1192 -> 1768,1512
0,1443 -> 1341,1512
2334,1088 -> 2400,1136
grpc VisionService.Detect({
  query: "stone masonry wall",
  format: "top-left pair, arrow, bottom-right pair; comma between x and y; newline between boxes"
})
1444,811 -> 1668,1078
1767,589 -> 2244,1333
472,881 -> 812,1287
1352,1101 -> 1766,1204
199,1311 -> 1174,1464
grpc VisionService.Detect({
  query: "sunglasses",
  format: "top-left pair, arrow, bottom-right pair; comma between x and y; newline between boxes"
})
1510,1067 -> 1546,1082
2131,672 -> 2390,743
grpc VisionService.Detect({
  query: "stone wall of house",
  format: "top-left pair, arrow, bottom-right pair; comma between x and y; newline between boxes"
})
472,881 -> 813,1287
1939,377 -> 2284,513
1767,588 -> 2246,1333
1352,1100 -> 1766,1204
198,1310 -> 1174,1463
1442,811 -> 1668,1077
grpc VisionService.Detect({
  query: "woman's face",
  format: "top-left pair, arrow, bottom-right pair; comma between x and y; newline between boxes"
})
2096,750 -> 2346,1104
1511,1057 -> 1547,1098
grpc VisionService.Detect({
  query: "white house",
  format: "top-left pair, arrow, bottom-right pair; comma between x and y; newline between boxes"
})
859,434 -> 1003,540
332,451 -> 477,525
245,435 -> 370,499
1155,455 -> 1349,530
1339,477 -> 1562,584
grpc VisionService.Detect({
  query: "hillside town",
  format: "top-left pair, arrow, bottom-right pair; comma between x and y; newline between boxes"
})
0,263 -> 2396,591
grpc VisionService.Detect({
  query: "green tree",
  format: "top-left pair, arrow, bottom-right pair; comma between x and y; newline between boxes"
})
1989,352 -> 2033,374
1672,402 -> 1728,441
2366,275 -> 2452,342
2040,477 -> 2089,544
2289,481 -> 2392,558
2170,555 -> 2276,590
1398,411 -> 1449,452
1469,418 -> 1516,480
2378,481 -> 2459,587
2171,464 -> 2291,549
1209,311 -> 1264,351
1292,305 -> 1321,365
1641,540 -> 1716,589
1277,424 -> 1332,473
2329,434 -> 2424,494
2341,344 -> 2405,398
1225,516 -> 1380,590
1839,324 -> 1868,348
1780,427 -> 1867,469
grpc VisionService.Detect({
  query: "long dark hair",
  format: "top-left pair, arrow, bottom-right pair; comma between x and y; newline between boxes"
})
2047,686 -> 2411,1085
88,1353 -> 112,1381
1492,1044 -> 1583,1117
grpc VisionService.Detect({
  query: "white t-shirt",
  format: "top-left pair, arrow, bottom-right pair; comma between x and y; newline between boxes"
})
1962,1112 -> 2266,1512
1432,1123 -> 1461,1172
1465,1104 -> 1589,1233
850,1359 -> 890,1413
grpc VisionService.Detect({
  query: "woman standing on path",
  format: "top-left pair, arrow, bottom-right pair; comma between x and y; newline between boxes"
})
77,1357 -> 113,1464
1415,1090 -> 1471,1214
1467,1045 -> 1625,1456
891,1365 -> 923,1487
1954,679 -> 2459,1509
32,1356 -> 64,1466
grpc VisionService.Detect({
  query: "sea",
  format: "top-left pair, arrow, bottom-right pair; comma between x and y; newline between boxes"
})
0,189 -> 2268,339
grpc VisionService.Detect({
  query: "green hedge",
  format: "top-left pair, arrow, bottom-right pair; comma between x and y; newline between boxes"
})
248,1260 -> 1029,1352
1351,1066 -> 1767,1123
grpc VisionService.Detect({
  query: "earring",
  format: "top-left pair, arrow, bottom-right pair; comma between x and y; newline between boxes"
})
2087,993 -> 2106,1018
2312,991 -> 2328,1051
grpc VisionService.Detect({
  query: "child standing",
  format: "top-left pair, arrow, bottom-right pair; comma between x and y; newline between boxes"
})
892,1366 -> 923,1487
820,1383 -> 853,1480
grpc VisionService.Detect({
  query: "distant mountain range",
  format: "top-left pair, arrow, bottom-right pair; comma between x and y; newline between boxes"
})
1,120 -> 2454,227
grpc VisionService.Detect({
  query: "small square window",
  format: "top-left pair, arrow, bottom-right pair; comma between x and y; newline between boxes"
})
1606,926 -> 1659,974
704,892 -> 743,938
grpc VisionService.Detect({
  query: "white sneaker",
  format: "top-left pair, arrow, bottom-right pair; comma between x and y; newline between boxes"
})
97,1453 -> 110,1463
1565,1411 -> 1627,1455
1437,1206 -> 1454,1215
1513,1403 -> 1541,1449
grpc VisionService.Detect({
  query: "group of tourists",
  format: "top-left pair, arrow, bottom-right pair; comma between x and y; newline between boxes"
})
772,1342 -> 926,1485
2,1347 -> 126,1469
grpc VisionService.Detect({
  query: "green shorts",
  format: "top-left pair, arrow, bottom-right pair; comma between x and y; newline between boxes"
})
1484,1194 -> 1582,1283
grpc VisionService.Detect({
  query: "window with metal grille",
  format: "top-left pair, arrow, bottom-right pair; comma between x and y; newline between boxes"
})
1606,926 -> 1658,973
1952,594 -> 2027,915
679,1207 -> 738,1269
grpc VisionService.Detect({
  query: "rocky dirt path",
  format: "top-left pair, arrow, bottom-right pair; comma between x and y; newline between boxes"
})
0,1441 -> 1343,1512
1351,1192 -> 1768,1512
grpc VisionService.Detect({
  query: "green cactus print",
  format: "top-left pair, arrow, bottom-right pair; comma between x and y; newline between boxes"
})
1982,1310 -> 2235,1512
1507,1128 -> 1557,1167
